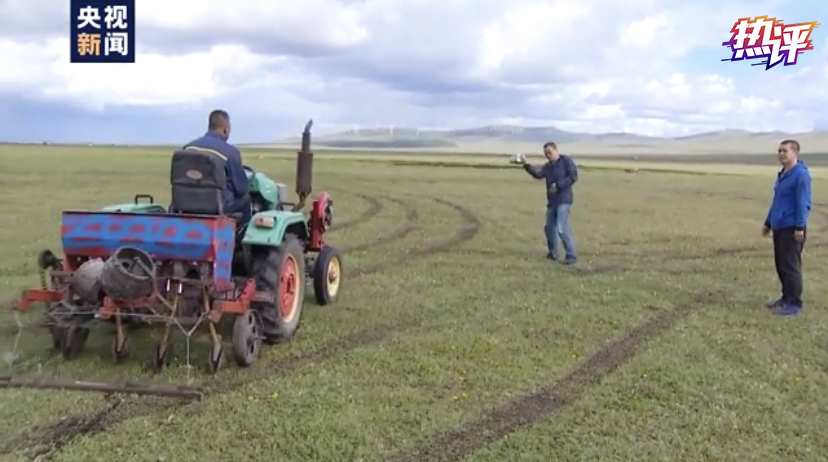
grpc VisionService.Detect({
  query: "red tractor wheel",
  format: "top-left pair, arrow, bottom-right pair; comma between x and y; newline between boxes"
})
279,253 -> 301,322
251,234 -> 306,344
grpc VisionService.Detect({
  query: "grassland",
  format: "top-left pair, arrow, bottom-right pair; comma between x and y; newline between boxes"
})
1,144 -> 828,462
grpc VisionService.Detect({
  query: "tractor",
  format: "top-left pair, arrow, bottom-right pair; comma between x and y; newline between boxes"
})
13,120 -> 342,373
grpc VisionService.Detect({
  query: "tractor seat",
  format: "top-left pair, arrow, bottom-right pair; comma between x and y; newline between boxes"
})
170,148 -> 227,216
169,148 -> 251,242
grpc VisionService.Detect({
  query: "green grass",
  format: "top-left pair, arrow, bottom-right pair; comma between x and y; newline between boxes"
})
1,145 -> 828,461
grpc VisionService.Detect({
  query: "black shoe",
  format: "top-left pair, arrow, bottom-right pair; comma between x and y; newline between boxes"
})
774,303 -> 803,316
764,297 -> 785,309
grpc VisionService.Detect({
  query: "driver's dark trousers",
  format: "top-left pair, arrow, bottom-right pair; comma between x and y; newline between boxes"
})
225,196 -> 252,226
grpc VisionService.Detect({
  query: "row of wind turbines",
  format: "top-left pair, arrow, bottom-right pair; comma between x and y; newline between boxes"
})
341,124 -> 520,136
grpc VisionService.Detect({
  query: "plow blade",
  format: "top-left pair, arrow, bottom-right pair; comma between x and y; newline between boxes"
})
0,374 -> 203,400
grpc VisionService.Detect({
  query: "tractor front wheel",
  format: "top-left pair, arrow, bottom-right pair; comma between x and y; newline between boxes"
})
251,235 -> 306,344
313,246 -> 342,305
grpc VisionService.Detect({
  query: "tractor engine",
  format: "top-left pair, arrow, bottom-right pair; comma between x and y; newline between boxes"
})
250,183 -> 288,213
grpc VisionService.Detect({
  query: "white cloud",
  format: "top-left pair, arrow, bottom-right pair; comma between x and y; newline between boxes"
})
0,38 -> 64,92
49,43 -> 219,109
1,39 -> 252,110
0,0 -> 826,140
138,0 -> 369,52
620,16 -> 668,47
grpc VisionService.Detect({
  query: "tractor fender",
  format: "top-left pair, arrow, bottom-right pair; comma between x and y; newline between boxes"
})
241,210 -> 309,248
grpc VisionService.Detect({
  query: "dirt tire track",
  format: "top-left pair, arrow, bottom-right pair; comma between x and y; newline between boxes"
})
391,290 -> 727,462
350,198 -> 480,278
6,395 -> 124,461
4,196 -> 481,457
328,190 -> 384,232
340,196 -> 420,254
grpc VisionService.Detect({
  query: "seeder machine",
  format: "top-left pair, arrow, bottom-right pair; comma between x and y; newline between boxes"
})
9,120 -> 342,377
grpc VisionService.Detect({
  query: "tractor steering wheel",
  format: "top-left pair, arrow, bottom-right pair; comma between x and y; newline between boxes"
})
243,164 -> 257,179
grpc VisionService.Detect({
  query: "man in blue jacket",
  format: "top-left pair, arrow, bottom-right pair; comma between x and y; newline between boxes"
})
184,110 -> 252,224
762,139 -> 811,316
521,142 -> 579,264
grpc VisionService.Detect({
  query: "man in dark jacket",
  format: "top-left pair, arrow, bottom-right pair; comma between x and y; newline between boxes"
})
521,141 -> 579,264
762,139 -> 811,316
184,109 -> 252,224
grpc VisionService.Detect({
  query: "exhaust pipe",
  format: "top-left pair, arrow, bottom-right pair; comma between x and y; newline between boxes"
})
292,119 -> 314,212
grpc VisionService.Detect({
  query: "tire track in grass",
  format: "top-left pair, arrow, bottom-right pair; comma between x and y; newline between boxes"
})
349,198 -> 480,278
328,191 -> 384,232
5,196 -> 481,458
390,290 -> 727,462
339,196 -> 420,254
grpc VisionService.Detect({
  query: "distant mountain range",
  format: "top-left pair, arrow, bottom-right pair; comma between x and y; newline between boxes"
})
256,125 -> 828,155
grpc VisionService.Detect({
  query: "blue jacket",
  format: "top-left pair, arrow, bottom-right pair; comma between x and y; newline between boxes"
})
184,131 -> 250,213
524,155 -> 578,207
764,160 -> 811,231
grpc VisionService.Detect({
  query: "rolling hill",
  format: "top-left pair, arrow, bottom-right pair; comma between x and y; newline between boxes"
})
256,125 -> 828,155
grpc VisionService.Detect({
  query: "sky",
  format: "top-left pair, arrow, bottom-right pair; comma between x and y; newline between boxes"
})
0,0 -> 827,144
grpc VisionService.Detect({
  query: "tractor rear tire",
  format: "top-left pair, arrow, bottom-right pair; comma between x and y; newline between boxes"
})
251,234 -> 305,344
313,246 -> 342,305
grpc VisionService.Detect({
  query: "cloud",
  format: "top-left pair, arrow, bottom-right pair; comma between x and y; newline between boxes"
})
0,0 -> 826,143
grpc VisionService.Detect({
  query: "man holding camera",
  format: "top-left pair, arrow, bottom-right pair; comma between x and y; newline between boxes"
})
515,142 -> 579,264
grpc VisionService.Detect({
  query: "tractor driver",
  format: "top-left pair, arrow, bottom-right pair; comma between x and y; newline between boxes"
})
184,109 -> 252,224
